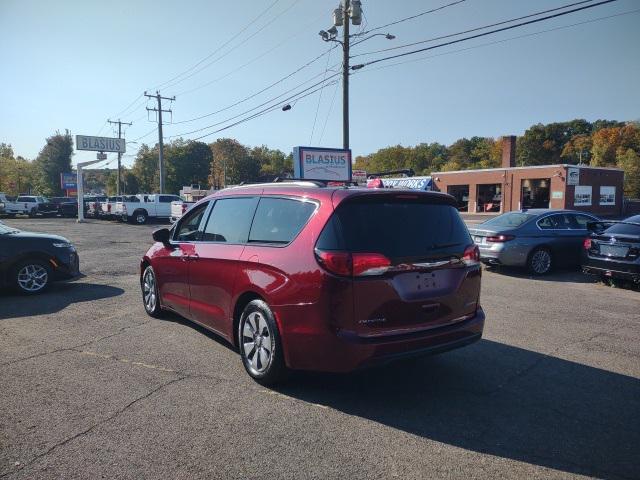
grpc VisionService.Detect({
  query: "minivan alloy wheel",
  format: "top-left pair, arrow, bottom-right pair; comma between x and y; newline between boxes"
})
142,267 -> 158,313
241,312 -> 273,374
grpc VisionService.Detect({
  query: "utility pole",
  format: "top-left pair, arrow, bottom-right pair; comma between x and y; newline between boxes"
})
107,118 -> 132,195
144,91 -> 175,194
342,0 -> 350,150
319,1 -> 362,150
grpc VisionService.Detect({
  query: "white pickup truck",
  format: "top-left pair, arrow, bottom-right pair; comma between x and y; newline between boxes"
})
170,200 -> 195,223
121,194 -> 181,224
0,194 -> 48,217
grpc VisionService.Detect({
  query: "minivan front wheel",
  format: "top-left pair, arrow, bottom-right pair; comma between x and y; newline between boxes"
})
528,247 -> 552,275
238,300 -> 287,385
141,265 -> 163,317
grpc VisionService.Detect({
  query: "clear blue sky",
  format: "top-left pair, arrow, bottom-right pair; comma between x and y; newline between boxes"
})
1,0 -> 639,169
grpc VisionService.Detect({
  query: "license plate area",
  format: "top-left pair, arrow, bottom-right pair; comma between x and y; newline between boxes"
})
599,244 -> 629,258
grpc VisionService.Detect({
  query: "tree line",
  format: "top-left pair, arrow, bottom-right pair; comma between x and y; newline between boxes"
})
354,119 -> 640,198
1,119 -> 639,198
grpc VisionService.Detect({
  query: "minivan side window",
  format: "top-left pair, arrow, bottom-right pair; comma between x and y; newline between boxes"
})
201,197 -> 258,243
174,202 -> 209,242
248,197 -> 317,244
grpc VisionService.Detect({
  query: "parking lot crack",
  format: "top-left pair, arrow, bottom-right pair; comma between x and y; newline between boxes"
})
0,375 -> 187,479
0,320 -> 151,368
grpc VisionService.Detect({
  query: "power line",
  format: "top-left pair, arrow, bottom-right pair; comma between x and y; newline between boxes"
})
190,78 -> 341,142
174,10 -> 327,97
153,0 -> 282,91
172,45 -> 339,125
160,0 -> 301,92
351,0 -> 600,58
355,0 -> 468,37
131,126 -> 158,143
169,71 -> 341,139
360,8 -> 640,73
309,48 -> 335,144
352,0 -> 618,69
110,94 -> 145,119
319,79 -> 341,145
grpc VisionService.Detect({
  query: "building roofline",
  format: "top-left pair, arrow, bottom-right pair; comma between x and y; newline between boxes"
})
431,164 -> 623,175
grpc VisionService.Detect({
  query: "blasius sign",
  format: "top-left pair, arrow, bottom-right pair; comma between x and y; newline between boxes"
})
293,146 -> 352,182
76,135 -> 126,153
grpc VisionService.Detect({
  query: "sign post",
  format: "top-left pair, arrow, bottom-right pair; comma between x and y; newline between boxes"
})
292,146 -> 352,182
76,156 -> 108,223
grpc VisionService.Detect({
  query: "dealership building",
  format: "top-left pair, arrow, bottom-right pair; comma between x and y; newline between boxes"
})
431,136 -> 625,216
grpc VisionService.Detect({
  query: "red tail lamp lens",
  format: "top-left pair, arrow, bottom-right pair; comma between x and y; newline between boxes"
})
486,235 -> 515,242
583,238 -> 592,250
462,245 -> 480,264
352,253 -> 391,276
315,250 -> 352,276
315,250 -> 391,277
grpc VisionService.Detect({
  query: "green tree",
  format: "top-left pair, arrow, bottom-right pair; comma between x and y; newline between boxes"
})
131,145 -> 159,192
164,139 -> 212,193
208,138 -> 258,188
105,171 -> 118,195
122,169 -> 139,194
249,145 -> 292,178
33,130 -> 74,196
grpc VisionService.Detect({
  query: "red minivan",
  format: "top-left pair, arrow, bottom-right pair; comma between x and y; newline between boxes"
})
140,182 -> 484,384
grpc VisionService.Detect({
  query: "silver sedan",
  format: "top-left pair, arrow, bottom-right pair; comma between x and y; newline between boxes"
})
468,209 -> 599,275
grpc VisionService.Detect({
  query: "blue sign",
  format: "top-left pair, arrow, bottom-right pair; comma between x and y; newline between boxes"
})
60,172 -> 77,189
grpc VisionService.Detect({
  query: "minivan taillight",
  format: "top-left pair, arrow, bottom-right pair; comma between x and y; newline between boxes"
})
315,249 -> 391,277
462,244 -> 480,265
352,253 -> 391,276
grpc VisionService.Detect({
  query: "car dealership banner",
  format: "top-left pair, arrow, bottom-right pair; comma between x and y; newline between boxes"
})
60,172 -> 77,189
293,146 -> 352,182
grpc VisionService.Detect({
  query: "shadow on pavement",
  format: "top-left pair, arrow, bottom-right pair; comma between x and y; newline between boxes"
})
276,339 -> 639,479
0,282 -> 124,319
484,265 -> 596,284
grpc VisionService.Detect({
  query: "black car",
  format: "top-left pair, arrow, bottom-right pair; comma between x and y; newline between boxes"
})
0,222 -> 80,294
50,197 -> 78,218
582,214 -> 640,285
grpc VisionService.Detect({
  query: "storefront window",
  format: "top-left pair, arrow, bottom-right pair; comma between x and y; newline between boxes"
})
447,185 -> 469,212
599,186 -> 615,205
521,179 -> 550,209
476,184 -> 502,212
574,186 -> 592,206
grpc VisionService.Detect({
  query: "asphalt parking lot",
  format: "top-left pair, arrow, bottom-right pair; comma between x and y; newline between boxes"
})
1,217 -> 639,479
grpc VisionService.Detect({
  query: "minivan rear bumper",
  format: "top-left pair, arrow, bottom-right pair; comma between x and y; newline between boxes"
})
276,306 -> 485,373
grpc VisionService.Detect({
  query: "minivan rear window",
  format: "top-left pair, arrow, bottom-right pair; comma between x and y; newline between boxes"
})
319,197 -> 471,260
249,197 -> 316,244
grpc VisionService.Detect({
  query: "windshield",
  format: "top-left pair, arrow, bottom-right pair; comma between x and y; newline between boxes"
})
481,212 -> 534,229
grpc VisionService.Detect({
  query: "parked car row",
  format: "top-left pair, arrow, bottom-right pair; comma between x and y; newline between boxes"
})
85,194 -> 182,224
470,209 -> 640,285
0,193 -> 78,218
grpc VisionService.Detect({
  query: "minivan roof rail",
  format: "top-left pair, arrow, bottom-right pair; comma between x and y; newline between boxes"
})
273,177 -> 326,187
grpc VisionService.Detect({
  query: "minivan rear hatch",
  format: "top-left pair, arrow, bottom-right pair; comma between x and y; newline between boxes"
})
316,192 -> 481,338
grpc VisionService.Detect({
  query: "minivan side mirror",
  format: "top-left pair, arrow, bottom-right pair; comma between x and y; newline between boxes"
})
152,227 -> 172,246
